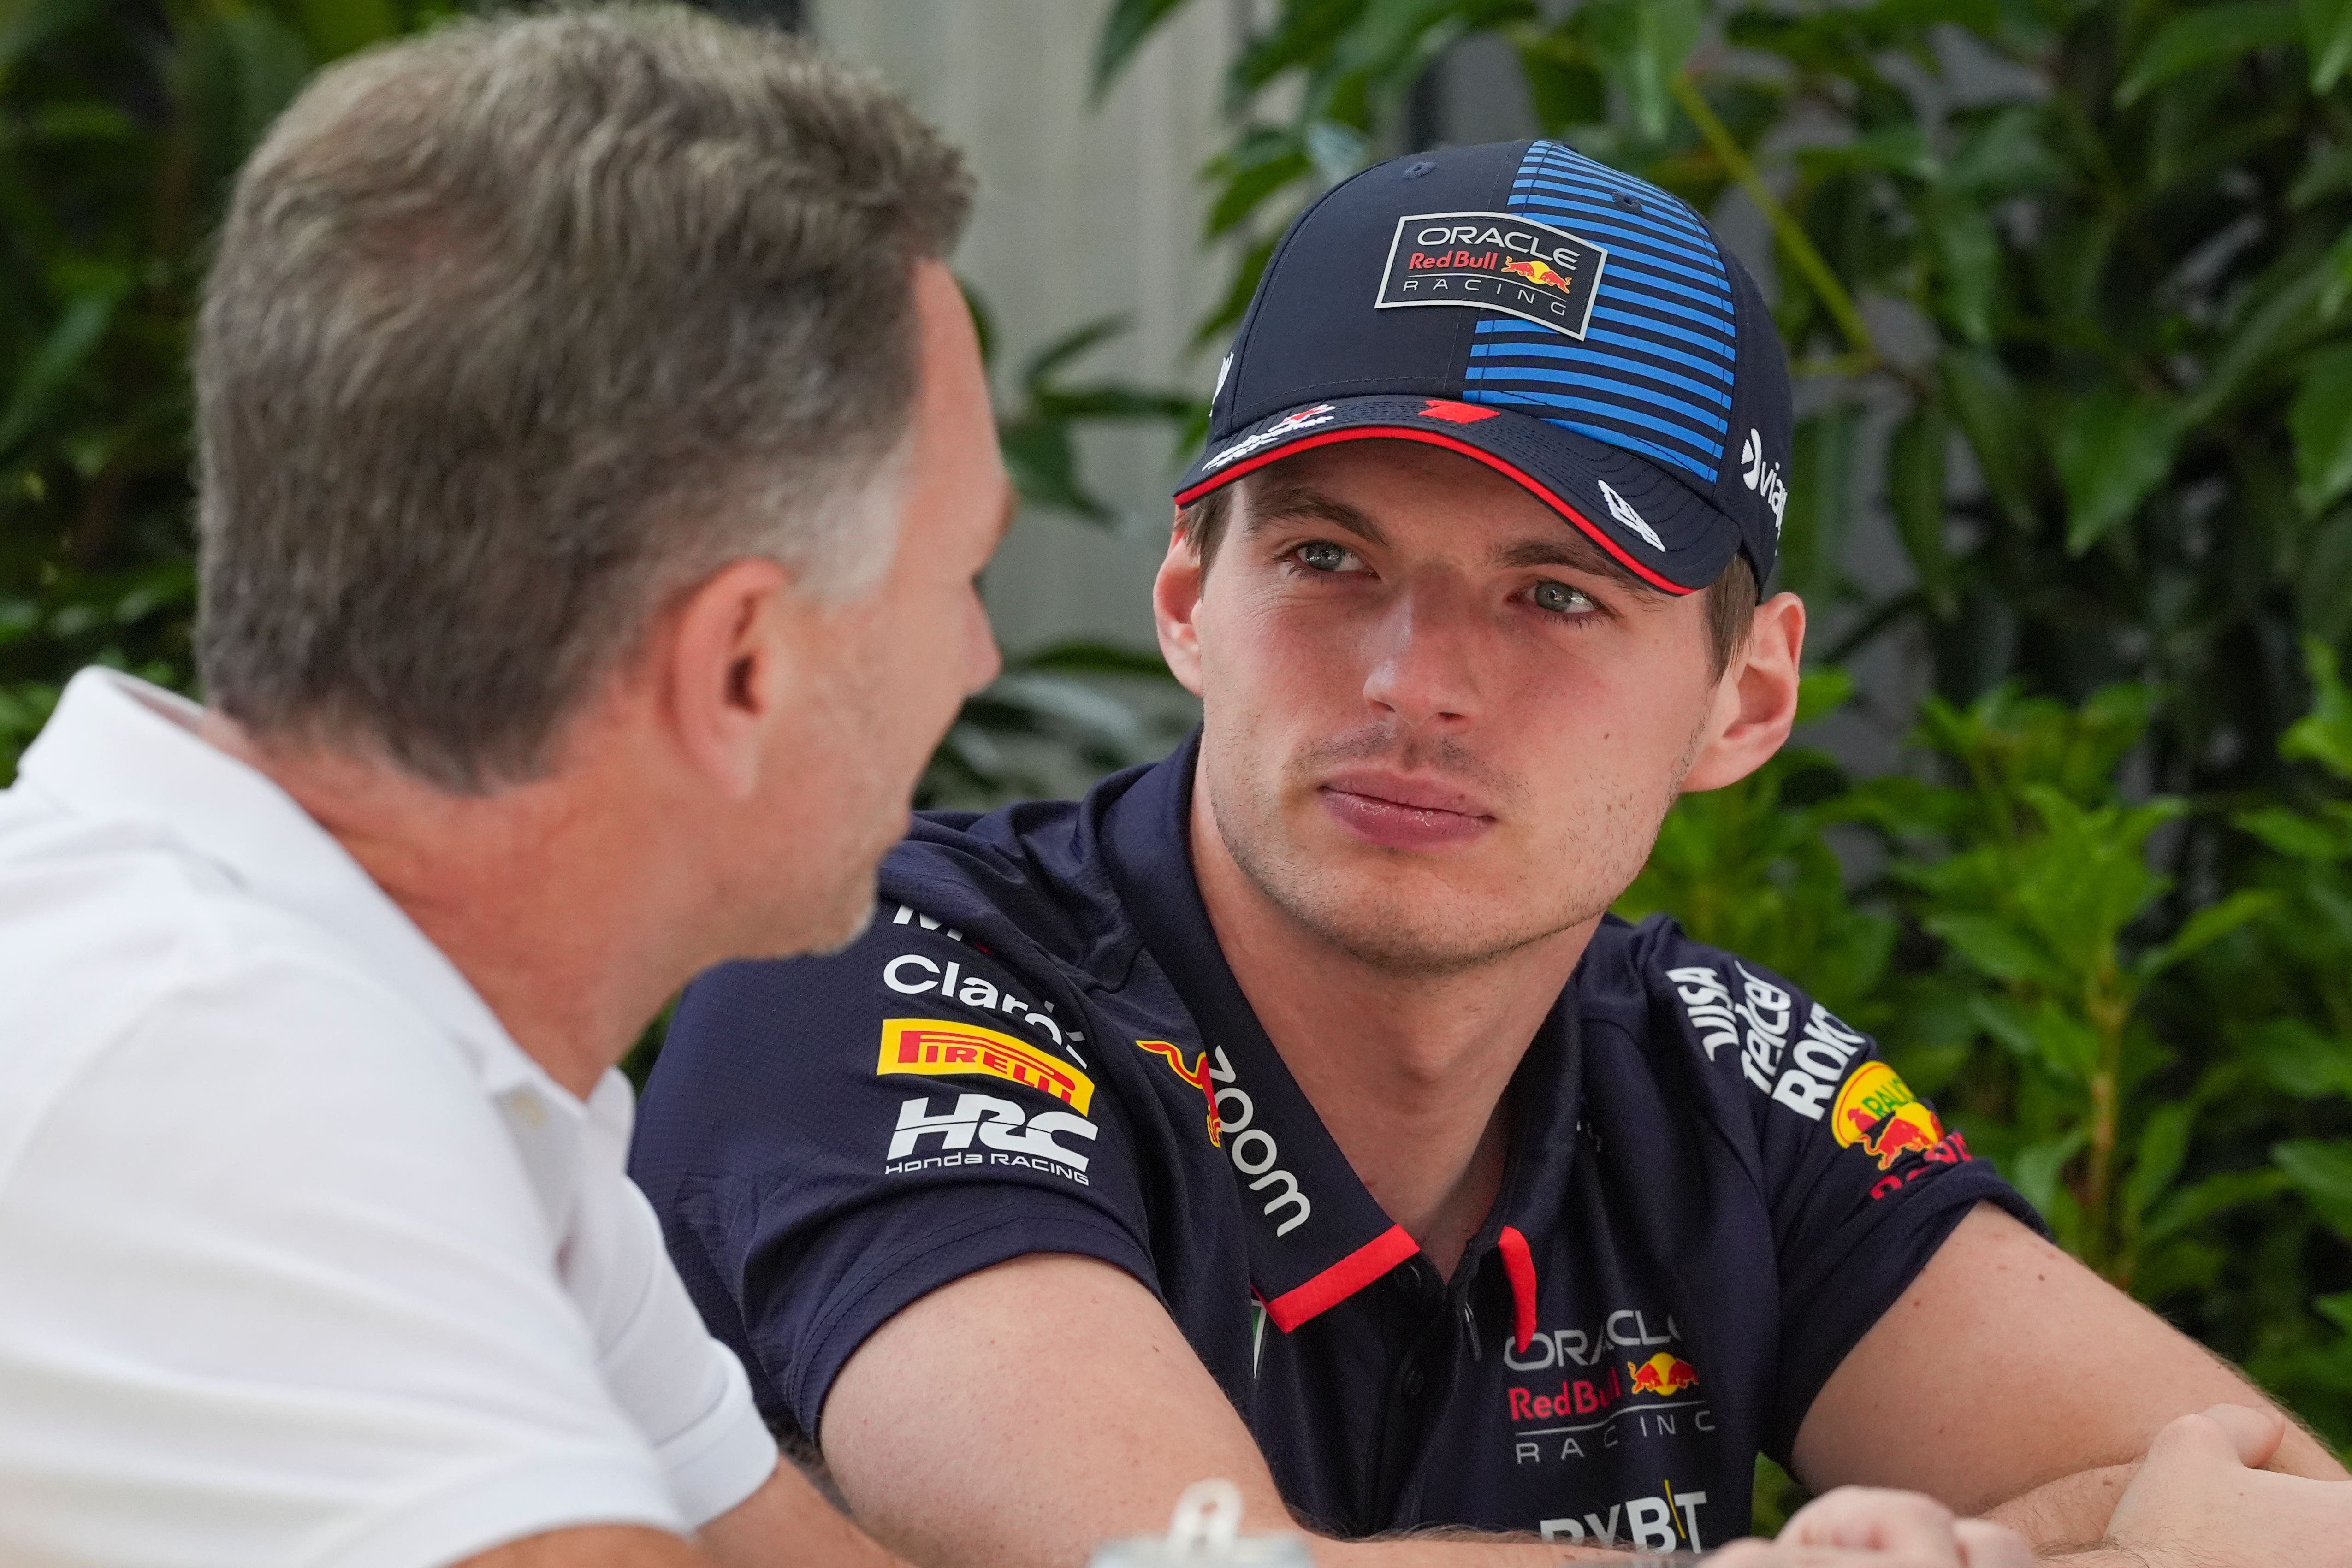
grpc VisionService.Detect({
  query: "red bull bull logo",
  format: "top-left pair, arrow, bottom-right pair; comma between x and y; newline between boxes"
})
1626,1351 -> 1699,1398
1831,1061 -> 1945,1170
1134,1039 -> 1222,1147
1501,256 -> 1576,295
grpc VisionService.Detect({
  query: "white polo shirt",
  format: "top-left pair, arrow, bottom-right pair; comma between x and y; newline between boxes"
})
0,669 -> 779,1568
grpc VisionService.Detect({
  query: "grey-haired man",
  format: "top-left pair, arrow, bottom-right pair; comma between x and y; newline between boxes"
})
0,9 -> 1004,1567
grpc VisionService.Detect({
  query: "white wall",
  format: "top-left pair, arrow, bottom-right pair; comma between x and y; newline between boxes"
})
810,0 -> 1243,657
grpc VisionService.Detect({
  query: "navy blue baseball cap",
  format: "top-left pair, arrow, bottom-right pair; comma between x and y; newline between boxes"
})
1175,138 -> 1792,596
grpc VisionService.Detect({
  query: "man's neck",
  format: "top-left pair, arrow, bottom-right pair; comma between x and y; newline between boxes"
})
1187,774 -> 1597,1279
198,712 -> 692,1101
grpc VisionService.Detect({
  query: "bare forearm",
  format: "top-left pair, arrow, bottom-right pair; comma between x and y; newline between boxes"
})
700,1461 -> 907,1568
1981,1465 -> 2133,1556
1318,1533 -> 1654,1568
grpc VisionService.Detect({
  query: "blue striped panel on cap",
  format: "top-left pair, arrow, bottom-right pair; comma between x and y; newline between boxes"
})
1461,141 -> 1735,485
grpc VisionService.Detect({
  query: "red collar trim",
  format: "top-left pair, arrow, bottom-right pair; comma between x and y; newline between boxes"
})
1262,1224 -> 1421,1332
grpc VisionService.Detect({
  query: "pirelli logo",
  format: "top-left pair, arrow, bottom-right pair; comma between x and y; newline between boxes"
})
877,1019 -> 1096,1115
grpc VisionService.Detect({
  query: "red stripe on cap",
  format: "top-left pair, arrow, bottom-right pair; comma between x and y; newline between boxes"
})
1497,1225 -> 1539,1354
1173,425 -> 1694,596
1263,1224 -> 1421,1332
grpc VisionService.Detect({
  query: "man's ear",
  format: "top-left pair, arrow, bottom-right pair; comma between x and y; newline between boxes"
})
657,556 -> 802,800
1680,591 -> 1806,793
1153,516 -> 1207,698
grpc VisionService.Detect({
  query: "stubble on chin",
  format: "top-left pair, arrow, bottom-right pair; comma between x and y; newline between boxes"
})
1203,720 -> 1705,981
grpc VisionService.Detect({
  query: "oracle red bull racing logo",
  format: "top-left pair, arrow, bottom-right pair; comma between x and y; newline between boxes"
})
1626,1351 -> 1699,1398
1375,210 -> 1607,338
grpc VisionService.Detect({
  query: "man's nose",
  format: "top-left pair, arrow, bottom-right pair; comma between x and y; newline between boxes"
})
1361,576 -> 1482,728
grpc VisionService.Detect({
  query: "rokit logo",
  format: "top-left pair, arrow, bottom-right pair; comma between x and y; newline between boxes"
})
884,1092 -> 1097,1184
1539,1487 -> 1711,1553
1740,428 -> 1789,534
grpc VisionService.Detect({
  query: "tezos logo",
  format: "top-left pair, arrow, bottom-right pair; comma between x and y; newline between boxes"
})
884,1091 -> 1097,1185
1598,480 -> 1664,551
1740,429 -> 1789,534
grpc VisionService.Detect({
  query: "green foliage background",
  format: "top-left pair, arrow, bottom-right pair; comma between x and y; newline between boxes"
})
16,0 -> 2352,1527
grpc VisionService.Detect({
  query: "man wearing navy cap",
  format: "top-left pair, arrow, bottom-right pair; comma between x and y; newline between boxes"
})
631,141 -> 2351,1567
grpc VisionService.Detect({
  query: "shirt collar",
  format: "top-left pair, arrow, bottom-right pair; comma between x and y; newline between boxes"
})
1099,732 -> 1420,1329
16,670 -> 611,1211
1098,731 -> 1593,1334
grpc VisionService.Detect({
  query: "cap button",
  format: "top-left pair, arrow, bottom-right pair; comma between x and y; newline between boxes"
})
1400,159 -> 1436,180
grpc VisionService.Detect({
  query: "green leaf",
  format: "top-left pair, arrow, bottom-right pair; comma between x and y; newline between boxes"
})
0,288 -> 118,459
0,0 -> 101,87
1019,641 -> 1176,679
290,0 -> 399,62
1794,667 -> 1857,726
2123,1103 -> 2195,1234
1888,398 -> 1955,616
1927,195 -> 2000,344
2293,345 -> 2352,513
1778,401 -> 1863,602
2276,1138 -> 2352,1237
2236,803 -> 2352,860
2249,1019 -> 2352,1098
1517,34 -> 1606,128
2142,1168 -> 2293,1244
1092,0 -> 1196,101
2116,0 -> 2299,104
1928,911 -> 2061,984
1940,348 -> 2040,530
1583,0 -> 1704,141
2305,0 -> 2352,89
2285,636 -> 2352,781
2012,1130 -> 2087,1220
2055,386 -> 2175,553
2135,889 -> 2280,979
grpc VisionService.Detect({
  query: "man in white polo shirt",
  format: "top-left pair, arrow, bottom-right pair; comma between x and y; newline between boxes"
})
0,8 -> 1003,1567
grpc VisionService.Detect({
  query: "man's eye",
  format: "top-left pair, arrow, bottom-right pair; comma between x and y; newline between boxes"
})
1296,541 -> 1357,573
1531,580 -> 1597,616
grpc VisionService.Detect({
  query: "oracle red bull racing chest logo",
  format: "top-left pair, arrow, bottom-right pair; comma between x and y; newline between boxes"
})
1375,210 -> 1608,338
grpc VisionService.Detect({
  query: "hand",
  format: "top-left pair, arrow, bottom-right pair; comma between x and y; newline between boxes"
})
1701,1487 -> 2033,1566
2100,1401 -> 2352,1567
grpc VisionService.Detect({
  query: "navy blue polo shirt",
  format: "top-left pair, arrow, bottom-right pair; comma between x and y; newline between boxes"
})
630,737 -> 2036,1553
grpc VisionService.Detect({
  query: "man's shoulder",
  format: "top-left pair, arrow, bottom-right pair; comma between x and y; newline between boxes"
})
1575,913 -> 1878,1122
882,788 -> 1137,976
0,797 -> 484,1165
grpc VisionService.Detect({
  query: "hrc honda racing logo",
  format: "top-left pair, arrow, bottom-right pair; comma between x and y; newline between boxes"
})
883,1092 -> 1097,1185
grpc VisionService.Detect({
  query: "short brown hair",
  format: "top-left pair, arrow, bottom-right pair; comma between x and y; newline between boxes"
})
196,6 -> 972,791
1174,479 -> 1760,677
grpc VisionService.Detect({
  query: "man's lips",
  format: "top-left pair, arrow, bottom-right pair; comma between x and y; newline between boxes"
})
1316,771 -> 1496,850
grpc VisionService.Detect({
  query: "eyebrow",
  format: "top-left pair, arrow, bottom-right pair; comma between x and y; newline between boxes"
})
1241,482 -> 1390,550
1244,476 -> 1658,596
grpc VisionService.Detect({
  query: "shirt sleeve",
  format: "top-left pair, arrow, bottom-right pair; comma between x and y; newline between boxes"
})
563,1155 -> 781,1527
0,958 -> 682,1568
1639,920 -> 2047,1463
630,911 -> 1160,1441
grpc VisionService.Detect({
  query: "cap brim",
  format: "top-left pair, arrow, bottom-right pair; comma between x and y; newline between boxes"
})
1173,396 -> 1739,595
